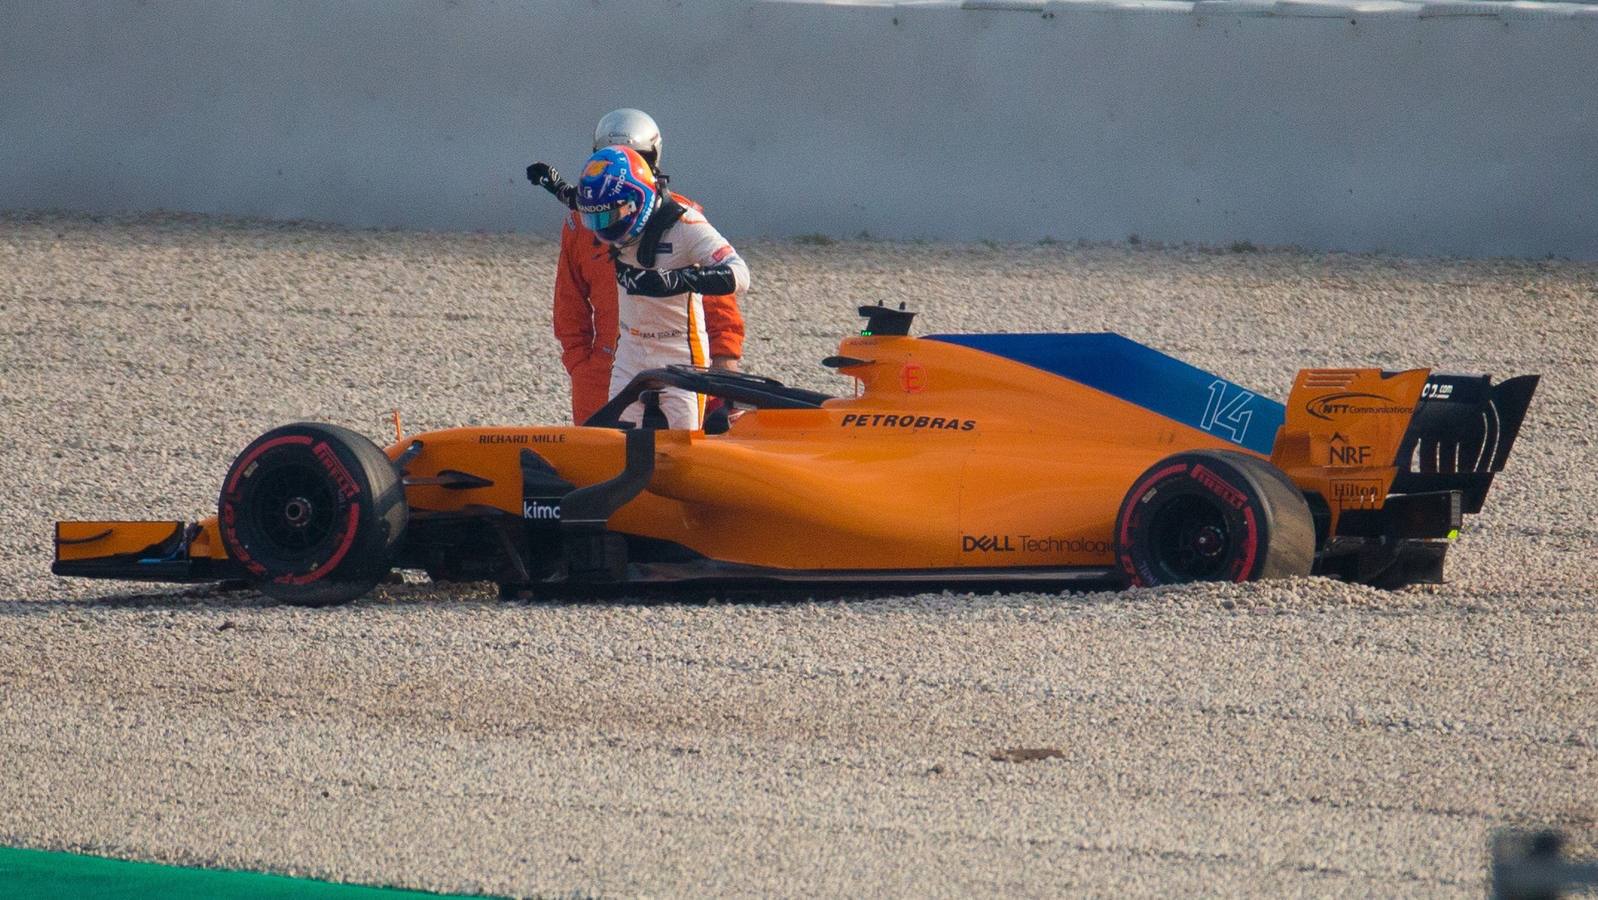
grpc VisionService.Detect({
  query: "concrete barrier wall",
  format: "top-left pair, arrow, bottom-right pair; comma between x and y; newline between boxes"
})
2,0 -> 1594,256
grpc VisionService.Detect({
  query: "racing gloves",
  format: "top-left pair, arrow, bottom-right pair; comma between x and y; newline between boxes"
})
525,161 -> 577,209
614,261 -> 740,297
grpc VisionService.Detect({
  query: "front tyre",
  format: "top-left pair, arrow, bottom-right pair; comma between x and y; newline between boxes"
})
218,422 -> 408,606
1115,450 -> 1314,587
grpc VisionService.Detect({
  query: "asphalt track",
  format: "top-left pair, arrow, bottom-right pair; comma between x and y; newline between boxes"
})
1,212 -> 1594,897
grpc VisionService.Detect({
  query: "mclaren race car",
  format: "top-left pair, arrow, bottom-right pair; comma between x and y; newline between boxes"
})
55,305 -> 1538,605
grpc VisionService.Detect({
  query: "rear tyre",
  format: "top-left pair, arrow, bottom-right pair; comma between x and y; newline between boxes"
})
218,422 -> 408,606
1115,450 -> 1314,587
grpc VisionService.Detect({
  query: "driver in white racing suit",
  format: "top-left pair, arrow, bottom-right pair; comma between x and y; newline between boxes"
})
575,145 -> 750,429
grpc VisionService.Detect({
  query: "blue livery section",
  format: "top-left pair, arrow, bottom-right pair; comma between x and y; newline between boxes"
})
926,333 -> 1285,455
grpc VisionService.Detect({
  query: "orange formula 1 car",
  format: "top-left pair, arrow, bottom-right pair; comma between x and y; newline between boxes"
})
55,305 -> 1537,605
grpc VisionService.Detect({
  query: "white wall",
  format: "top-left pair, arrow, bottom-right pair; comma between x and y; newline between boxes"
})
2,0 -> 1595,256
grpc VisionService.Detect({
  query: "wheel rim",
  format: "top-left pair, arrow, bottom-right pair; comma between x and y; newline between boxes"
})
1147,493 -> 1235,581
248,461 -> 338,555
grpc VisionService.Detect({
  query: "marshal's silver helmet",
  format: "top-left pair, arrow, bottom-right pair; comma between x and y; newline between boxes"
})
592,108 -> 662,168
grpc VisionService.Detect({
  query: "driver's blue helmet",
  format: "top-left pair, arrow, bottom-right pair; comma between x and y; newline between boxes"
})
576,145 -> 658,245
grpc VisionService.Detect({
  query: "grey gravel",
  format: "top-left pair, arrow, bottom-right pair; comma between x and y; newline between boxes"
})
0,211 -> 1594,897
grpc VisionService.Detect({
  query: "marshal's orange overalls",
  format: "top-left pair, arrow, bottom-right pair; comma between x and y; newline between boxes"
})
554,192 -> 745,423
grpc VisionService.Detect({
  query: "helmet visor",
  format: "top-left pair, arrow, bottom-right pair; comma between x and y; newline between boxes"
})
580,200 -> 634,238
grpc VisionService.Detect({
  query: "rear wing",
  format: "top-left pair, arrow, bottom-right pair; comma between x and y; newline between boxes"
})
1391,373 -> 1539,514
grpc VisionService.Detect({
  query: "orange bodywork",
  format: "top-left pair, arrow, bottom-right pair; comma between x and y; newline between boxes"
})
1271,367 -> 1431,536
379,338 -> 1438,572
55,521 -> 188,562
55,325 -> 1460,584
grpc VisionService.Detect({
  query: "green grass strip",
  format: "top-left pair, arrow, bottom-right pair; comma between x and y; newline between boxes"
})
0,845 -> 494,899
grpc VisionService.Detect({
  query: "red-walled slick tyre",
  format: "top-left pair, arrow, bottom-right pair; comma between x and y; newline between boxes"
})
218,422 -> 408,606
1115,450 -> 1314,587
